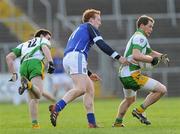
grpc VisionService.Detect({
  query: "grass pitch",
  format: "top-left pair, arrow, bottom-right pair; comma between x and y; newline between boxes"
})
0,98 -> 180,134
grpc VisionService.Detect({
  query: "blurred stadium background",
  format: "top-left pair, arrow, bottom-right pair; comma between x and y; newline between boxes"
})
0,0 -> 180,103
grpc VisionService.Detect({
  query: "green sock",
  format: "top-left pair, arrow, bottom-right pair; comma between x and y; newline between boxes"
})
140,104 -> 146,109
115,118 -> 123,123
32,120 -> 38,125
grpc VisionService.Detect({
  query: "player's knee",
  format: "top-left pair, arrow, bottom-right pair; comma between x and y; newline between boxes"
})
155,83 -> 167,96
76,88 -> 86,96
81,88 -> 87,95
35,94 -> 41,99
36,91 -> 43,99
160,85 -> 167,95
156,84 -> 167,95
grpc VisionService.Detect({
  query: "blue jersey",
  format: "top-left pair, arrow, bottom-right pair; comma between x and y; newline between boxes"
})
64,23 -> 94,60
64,23 -> 120,60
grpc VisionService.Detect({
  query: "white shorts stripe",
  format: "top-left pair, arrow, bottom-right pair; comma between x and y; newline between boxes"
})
78,53 -> 83,73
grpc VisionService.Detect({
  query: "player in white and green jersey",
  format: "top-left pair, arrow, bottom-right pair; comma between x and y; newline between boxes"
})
113,15 -> 169,127
6,29 -> 55,128
13,34 -> 51,80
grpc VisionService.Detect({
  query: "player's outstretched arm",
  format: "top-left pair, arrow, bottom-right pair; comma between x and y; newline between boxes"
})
41,45 -> 53,63
87,23 -> 129,65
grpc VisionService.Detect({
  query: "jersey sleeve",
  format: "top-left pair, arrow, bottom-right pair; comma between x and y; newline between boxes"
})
132,34 -> 147,51
146,43 -> 152,54
11,44 -> 23,57
87,23 -> 121,59
40,37 -> 51,48
87,23 -> 103,42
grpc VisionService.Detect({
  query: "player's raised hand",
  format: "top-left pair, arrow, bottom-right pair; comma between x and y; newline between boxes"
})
119,56 -> 129,65
9,73 -> 18,82
89,73 -> 101,81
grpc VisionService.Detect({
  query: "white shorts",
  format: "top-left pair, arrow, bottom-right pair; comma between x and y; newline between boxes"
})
63,51 -> 88,75
123,77 -> 159,98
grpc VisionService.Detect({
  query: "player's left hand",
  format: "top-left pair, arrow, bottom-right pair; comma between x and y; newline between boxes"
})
89,73 -> 101,81
160,54 -> 170,66
9,73 -> 18,82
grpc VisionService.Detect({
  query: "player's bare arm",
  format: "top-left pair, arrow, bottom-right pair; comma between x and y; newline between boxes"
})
41,45 -> 53,62
42,45 -> 55,73
149,50 -> 162,57
6,52 -> 17,73
133,49 -> 153,63
6,52 -> 18,81
133,49 -> 159,66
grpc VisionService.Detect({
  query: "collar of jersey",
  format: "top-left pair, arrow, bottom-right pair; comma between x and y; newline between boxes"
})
135,29 -> 146,36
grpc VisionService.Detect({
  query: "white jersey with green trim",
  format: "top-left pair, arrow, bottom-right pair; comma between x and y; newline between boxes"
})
120,31 -> 151,77
14,37 -> 51,62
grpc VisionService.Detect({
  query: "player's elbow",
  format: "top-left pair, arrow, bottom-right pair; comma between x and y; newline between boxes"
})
132,54 -> 141,61
6,53 -> 16,63
132,49 -> 143,61
6,54 -> 12,64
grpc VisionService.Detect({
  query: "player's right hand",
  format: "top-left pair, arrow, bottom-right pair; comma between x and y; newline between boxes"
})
47,61 -> 55,74
89,73 -> 101,81
160,54 -> 170,66
9,73 -> 18,82
119,56 -> 129,65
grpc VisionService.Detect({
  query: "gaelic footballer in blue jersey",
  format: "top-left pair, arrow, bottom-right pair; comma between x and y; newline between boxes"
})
64,14 -> 128,64
49,9 -> 128,128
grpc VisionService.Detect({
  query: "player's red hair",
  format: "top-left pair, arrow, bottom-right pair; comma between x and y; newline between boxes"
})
82,9 -> 101,23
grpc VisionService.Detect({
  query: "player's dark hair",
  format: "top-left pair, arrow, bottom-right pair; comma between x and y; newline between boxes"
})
136,15 -> 154,29
34,29 -> 52,37
82,9 -> 101,23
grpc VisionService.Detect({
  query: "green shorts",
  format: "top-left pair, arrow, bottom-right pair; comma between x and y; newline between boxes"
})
20,59 -> 45,80
119,71 -> 148,91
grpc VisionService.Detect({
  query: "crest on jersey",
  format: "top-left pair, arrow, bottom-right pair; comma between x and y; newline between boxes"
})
140,38 -> 144,43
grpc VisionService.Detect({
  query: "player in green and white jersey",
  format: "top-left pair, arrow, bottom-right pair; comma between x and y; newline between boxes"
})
113,15 -> 169,127
6,29 -> 55,128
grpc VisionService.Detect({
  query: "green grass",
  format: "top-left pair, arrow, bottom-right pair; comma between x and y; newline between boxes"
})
0,98 -> 180,134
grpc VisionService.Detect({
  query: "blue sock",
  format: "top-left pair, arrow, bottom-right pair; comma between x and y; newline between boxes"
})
87,113 -> 96,124
55,99 -> 67,112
